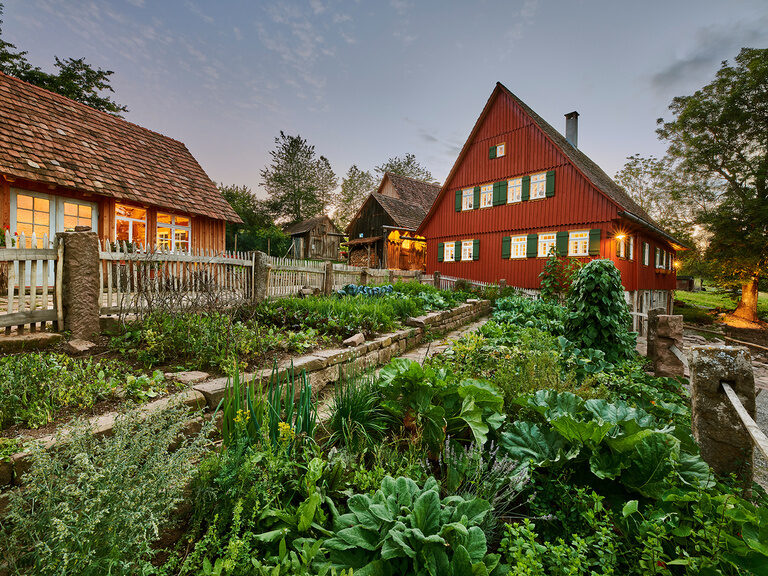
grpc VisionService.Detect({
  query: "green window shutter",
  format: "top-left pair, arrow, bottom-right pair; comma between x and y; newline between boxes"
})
473,186 -> 480,210
501,236 -> 511,259
521,175 -> 531,201
455,240 -> 462,258
489,145 -> 497,159
455,190 -> 462,212
546,170 -> 556,198
472,239 -> 480,261
499,180 -> 508,204
492,182 -> 500,206
556,231 -> 568,256
588,229 -> 601,256
526,233 -> 538,258
437,242 -> 444,262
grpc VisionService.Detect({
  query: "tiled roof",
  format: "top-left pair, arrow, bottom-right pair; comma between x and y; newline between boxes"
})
384,172 -> 441,210
374,193 -> 429,230
0,71 -> 240,222
284,214 -> 339,236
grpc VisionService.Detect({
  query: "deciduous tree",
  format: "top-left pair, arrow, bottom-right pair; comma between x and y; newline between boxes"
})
375,153 -> 435,183
219,183 -> 290,255
334,165 -> 376,231
657,47 -> 768,322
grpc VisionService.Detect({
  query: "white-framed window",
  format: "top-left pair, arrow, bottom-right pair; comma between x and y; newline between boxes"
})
511,235 -> 527,259
496,143 -> 506,157
480,184 -> 493,208
115,203 -> 147,246
530,172 -> 547,199
628,236 -> 634,260
157,213 -> 191,252
568,230 -> 589,256
538,232 -> 556,257
508,178 -> 522,203
62,201 -> 93,231
444,242 -> 456,262
643,242 -> 650,266
462,188 -> 474,211
618,238 -> 626,258
14,192 -> 51,248
461,240 -> 474,261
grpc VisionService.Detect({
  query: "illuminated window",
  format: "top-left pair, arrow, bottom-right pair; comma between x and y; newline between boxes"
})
538,232 -> 556,257
15,193 -> 50,248
495,143 -> 505,157
568,231 -> 589,256
530,172 -> 547,199
462,188 -> 474,211
628,236 -> 634,260
508,178 -> 522,203
115,204 -> 147,246
510,235 -> 527,259
480,184 -> 493,208
157,213 -> 191,252
642,242 -> 650,266
444,242 -> 456,262
63,201 -> 92,231
461,240 -> 474,261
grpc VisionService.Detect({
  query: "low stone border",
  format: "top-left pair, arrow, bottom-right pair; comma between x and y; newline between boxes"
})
0,299 -> 490,508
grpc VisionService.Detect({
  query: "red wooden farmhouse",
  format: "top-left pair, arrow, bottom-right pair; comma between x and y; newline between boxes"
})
418,82 -> 685,325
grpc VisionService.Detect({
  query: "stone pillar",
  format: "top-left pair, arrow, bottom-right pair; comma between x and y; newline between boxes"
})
499,279 -> 507,290
253,251 -> 271,301
360,269 -> 368,286
415,270 -> 423,285
646,307 -> 666,361
388,270 -> 395,285
323,261 -> 334,295
433,271 -> 441,289
690,345 -> 755,484
56,228 -> 100,340
653,314 -> 685,377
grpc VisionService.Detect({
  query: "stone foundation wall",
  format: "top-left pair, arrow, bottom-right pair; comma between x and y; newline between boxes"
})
0,299 -> 491,508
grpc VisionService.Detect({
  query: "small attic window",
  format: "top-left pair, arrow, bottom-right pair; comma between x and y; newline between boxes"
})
496,143 -> 505,157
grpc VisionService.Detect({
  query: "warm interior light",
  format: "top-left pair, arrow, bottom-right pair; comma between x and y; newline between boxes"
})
674,261 -> 681,268
615,233 -> 626,241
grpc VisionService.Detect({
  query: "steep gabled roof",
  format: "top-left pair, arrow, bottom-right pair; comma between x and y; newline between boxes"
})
284,214 -> 339,236
0,71 -> 240,222
374,193 -> 429,230
419,82 -> 684,247
382,172 -> 441,209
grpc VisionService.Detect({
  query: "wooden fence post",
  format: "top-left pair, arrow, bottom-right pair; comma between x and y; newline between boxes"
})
323,261 -> 334,295
433,271 -> 441,288
690,345 -> 756,484
253,251 -> 270,301
56,228 -> 100,340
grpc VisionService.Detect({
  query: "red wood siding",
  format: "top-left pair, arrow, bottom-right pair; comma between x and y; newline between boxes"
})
422,89 -> 677,292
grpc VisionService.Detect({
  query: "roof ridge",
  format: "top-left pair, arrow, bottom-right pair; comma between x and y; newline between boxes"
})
0,70 -> 186,147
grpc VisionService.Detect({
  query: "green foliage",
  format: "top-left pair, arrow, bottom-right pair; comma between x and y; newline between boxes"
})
493,295 -> 566,335
0,352 -> 168,429
218,183 -> 291,254
221,363 -> 316,450
674,288 -> 768,322
325,476 -> 503,576
326,371 -> 390,453
1,407 -> 211,575
565,259 -> 636,363
337,283 -> 394,297
538,250 -> 582,302
500,390 -> 713,498
335,164 -> 377,231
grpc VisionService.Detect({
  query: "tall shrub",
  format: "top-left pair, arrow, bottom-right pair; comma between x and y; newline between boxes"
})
564,259 -> 635,363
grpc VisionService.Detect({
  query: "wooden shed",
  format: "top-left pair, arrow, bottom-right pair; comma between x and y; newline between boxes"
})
346,173 -> 439,270
284,215 -> 342,260
418,82 -> 687,318
0,71 -> 240,253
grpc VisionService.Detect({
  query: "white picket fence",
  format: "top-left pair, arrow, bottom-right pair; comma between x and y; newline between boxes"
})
438,274 -> 540,300
331,262 -> 364,291
99,241 -> 254,315
0,230 -> 63,333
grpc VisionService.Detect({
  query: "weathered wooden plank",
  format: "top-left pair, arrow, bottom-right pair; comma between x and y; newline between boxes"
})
0,248 -> 59,261
0,308 -> 57,328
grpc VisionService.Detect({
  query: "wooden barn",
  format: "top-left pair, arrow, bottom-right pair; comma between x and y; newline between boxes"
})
0,72 -> 240,252
346,172 -> 440,270
284,215 -> 342,260
418,82 -> 686,320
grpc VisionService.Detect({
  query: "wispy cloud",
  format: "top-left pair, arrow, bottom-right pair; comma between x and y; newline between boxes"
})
184,0 -> 214,24
651,15 -> 768,90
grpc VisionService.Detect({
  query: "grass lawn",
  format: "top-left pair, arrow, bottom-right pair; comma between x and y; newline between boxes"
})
674,289 -> 768,321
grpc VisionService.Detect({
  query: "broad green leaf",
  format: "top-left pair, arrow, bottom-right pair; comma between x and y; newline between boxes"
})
335,525 -> 380,551
549,416 -> 613,447
589,448 -> 625,479
622,500 -> 639,517
457,379 -> 504,412
297,492 -> 320,532
450,544 -> 473,576
457,396 -> 489,446
500,421 -> 578,467
676,451 -> 715,489
621,433 -> 678,498
412,490 -> 441,535
464,526 -> 487,562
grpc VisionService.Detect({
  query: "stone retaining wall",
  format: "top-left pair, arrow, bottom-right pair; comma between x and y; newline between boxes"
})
0,298 -> 491,508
